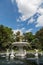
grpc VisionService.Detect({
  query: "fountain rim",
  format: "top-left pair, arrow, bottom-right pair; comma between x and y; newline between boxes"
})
12,42 -> 29,46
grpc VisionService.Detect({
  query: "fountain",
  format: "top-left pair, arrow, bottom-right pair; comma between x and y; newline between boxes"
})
0,43 -> 43,65
12,42 -> 28,58
10,32 -> 29,58
6,33 -> 29,59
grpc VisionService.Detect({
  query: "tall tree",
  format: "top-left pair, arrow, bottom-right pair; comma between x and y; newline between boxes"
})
35,28 -> 43,49
23,32 -> 35,42
15,31 -> 21,42
31,38 -> 40,49
0,25 -> 14,50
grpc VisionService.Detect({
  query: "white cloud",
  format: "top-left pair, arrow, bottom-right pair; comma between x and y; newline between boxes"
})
16,0 -> 41,21
13,28 -> 33,35
36,15 -> 43,27
26,28 -> 33,33
13,27 -> 25,35
28,18 -> 35,25
16,0 -> 43,27
38,7 -> 43,15
13,29 -> 23,35
11,0 -> 43,27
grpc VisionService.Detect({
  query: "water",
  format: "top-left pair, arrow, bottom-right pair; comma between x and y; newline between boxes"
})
0,54 -> 43,65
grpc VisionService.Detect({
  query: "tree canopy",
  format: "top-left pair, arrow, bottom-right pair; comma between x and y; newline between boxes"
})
35,28 -> 43,49
0,25 -> 14,50
0,25 -> 43,50
23,32 -> 35,42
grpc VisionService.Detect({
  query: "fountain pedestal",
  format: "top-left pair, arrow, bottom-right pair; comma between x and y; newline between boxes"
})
15,46 -> 26,57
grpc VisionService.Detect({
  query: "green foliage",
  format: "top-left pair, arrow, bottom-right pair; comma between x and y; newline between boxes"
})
35,28 -> 43,49
15,31 -> 20,42
31,38 -> 41,49
0,25 -> 43,51
23,32 -> 35,42
0,25 -> 14,50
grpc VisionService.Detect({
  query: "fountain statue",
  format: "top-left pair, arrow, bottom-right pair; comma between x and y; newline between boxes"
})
6,49 -> 10,61
41,52 -> 43,56
10,49 -> 15,59
6,49 -> 9,57
35,49 -> 38,58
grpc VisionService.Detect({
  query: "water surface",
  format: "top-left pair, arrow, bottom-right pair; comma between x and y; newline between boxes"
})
0,54 -> 43,65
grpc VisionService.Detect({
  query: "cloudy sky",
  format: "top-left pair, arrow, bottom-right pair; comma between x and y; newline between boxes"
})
0,0 -> 43,34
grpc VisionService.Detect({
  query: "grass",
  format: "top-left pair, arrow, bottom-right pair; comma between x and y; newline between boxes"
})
0,49 -> 43,53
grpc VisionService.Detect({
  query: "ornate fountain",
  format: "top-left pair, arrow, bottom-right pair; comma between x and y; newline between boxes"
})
12,42 -> 28,58
6,32 -> 29,59
11,33 -> 29,58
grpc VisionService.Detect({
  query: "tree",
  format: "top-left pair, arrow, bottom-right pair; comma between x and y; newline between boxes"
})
31,38 -> 40,49
23,32 -> 35,42
0,25 -> 14,50
15,31 -> 21,42
35,28 -> 43,49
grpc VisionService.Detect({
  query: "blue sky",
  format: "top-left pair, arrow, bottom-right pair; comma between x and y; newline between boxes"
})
0,0 -> 43,34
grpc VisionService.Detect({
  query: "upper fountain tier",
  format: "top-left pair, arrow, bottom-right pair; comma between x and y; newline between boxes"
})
12,42 -> 29,46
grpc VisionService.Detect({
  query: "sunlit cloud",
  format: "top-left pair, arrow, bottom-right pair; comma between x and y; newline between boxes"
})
26,28 -> 33,33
